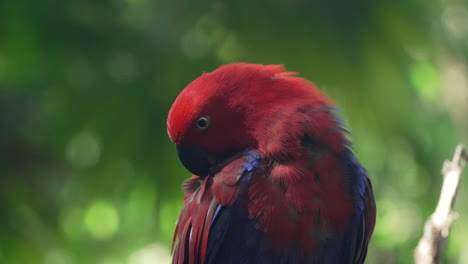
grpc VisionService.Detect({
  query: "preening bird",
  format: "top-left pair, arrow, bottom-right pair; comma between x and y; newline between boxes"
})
167,63 -> 376,264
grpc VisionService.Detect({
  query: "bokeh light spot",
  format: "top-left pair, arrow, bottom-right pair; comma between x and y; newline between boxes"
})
124,183 -> 157,230
180,27 -> 212,60
66,131 -> 101,168
374,199 -> 422,247
388,139 -> 429,197
442,5 -> 468,39
108,52 -> 137,82
446,217 -> 468,260
128,243 -> 171,264
410,61 -> 440,101
458,243 -> 468,263
180,15 -> 227,60
84,200 -> 119,240
98,257 -> 123,264
122,0 -> 151,29
159,200 -> 182,238
216,33 -> 243,63
441,62 -> 468,122
44,248 -> 75,264
60,207 -> 85,240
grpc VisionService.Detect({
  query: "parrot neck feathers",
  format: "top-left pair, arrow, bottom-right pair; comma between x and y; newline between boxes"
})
173,150 -> 263,264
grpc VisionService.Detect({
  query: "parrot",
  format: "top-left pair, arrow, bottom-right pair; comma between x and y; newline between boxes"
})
166,63 -> 376,264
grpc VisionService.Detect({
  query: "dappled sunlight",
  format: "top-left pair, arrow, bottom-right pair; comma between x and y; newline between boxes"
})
375,199 -> 422,246
107,52 -> 138,83
66,131 -> 101,168
442,4 -> 468,39
128,243 -> 171,264
44,248 -> 75,264
0,0 -> 467,263
442,61 -> 468,127
84,200 -> 120,240
59,206 -> 85,240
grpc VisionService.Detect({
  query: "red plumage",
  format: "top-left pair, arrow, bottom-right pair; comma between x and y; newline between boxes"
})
167,63 -> 376,264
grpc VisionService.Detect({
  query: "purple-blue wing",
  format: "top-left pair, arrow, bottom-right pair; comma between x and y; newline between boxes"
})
174,150 -> 375,264
349,155 -> 376,263
204,151 -> 375,264
317,152 -> 375,264
205,169 -> 305,264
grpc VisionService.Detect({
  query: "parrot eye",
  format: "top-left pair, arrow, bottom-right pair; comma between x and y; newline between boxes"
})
196,116 -> 210,130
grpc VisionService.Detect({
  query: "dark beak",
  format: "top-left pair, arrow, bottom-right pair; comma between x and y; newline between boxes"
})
176,145 -> 212,177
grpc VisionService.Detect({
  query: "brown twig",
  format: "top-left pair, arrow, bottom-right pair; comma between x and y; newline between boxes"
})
414,145 -> 467,264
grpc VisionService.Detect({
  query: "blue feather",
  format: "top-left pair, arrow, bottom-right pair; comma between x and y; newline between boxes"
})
205,149 -> 373,264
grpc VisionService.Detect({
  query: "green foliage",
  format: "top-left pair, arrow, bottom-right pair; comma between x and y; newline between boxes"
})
1,0 -> 467,263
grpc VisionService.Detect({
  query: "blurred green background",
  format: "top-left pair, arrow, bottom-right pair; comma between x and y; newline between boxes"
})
1,0 -> 467,263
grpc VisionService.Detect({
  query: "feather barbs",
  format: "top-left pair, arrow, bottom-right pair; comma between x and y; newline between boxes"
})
246,153 -> 354,251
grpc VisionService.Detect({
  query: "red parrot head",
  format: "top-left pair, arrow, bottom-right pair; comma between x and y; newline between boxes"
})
167,63 -> 329,177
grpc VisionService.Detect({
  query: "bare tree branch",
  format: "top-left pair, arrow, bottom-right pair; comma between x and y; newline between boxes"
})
415,145 -> 467,264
